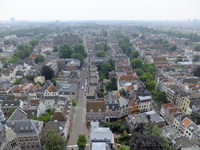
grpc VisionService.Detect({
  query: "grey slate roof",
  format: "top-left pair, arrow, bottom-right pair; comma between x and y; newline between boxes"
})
90,122 -> 113,143
23,109 -> 37,117
6,120 -> 43,135
45,121 -> 66,133
58,82 -> 78,93
1,100 -> 20,107
186,122 -> 199,132
8,108 -> 27,121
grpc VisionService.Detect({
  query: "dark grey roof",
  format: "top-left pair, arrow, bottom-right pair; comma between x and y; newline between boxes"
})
182,78 -> 200,84
58,82 -> 78,93
6,120 -> 43,135
1,100 -> 21,107
23,109 -> 37,117
174,136 -> 195,149
8,108 -> 27,121
45,121 -> 66,133
104,93 -> 116,103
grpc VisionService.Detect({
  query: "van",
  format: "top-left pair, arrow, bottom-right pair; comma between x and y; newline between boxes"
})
82,86 -> 84,90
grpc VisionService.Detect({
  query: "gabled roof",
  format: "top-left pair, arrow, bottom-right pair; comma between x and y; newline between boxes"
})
104,93 -> 115,103
8,108 -> 27,121
47,84 -> 55,92
51,112 -> 66,122
119,74 -> 138,81
161,103 -> 174,109
26,100 -> 40,108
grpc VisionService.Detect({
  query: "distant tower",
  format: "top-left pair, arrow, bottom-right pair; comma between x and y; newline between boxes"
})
10,17 -> 15,25
0,108 -> 6,124
56,20 -> 59,27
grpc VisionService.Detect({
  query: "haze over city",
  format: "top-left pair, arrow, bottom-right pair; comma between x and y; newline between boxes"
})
0,0 -> 200,21
1,0 -> 200,150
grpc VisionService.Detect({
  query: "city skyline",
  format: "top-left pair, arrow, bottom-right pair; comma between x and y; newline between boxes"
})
0,0 -> 200,21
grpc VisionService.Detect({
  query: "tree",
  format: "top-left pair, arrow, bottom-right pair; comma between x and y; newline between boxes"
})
43,129 -> 66,150
59,43 -> 73,58
193,55 -> 200,62
169,45 -> 177,51
0,48 -> 3,52
143,123 -> 153,135
96,51 -> 106,57
71,99 -> 77,107
9,55 -> 19,63
4,40 -> 10,45
175,56 -> 182,63
99,61 -> 114,78
42,66 -> 54,80
140,72 -> 153,83
106,77 -> 117,91
131,59 -> 143,69
103,30 -> 108,37
117,145 -> 127,150
131,50 -> 139,59
152,91 -> 168,107
130,132 -> 162,150
29,38 -> 40,48
74,43 -> 87,58
190,112 -> 200,125
71,53 -> 84,63
135,68 -> 144,77
146,80 -> 156,91
35,55 -> 45,63
119,88 -> 127,97
143,123 -> 172,150
53,46 -> 59,52
193,66 -> 200,77
77,134 -> 87,150
194,44 -> 200,51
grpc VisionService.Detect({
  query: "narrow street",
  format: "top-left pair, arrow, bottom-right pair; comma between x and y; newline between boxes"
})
67,58 -> 90,150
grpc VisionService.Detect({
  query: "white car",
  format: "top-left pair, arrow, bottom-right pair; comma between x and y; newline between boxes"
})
82,86 -> 84,90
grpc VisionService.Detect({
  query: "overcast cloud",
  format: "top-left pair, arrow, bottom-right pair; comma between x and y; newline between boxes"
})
0,0 -> 199,21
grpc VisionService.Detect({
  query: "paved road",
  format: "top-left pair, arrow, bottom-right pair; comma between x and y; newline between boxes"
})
67,58 -> 90,149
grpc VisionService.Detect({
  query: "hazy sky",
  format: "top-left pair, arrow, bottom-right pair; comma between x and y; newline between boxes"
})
0,0 -> 200,21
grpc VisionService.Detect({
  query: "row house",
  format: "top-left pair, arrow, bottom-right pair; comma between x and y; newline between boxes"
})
104,93 -> 119,122
25,100 -> 46,117
43,83 -> 59,97
58,82 -> 78,101
49,96 -> 72,139
126,110 -> 165,133
161,103 -> 183,123
0,82 -> 13,98
86,99 -> 105,125
2,44 -> 15,52
57,59 -> 81,72
173,116 -> 200,147
1,100 -> 23,117
178,94 -> 200,114
137,96 -> 151,112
